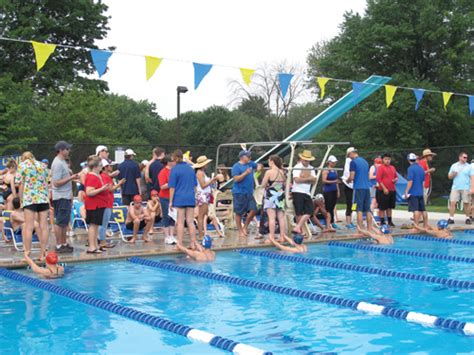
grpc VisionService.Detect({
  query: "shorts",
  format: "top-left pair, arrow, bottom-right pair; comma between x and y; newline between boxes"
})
196,190 -> 211,206
376,190 -> 396,211
2,188 -> 12,200
77,184 -> 85,192
159,198 -> 175,227
24,203 -> 50,213
126,220 -> 146,230
450,190 -> 470,204
408,195 -> 425,212
370,186 -> 377,199
86,208 -> 105,225
233,193 -> 257,216
155,215 -> 162,224
292,192 -> 314,216
53,199 -> 72,227
353,189 -> 371,213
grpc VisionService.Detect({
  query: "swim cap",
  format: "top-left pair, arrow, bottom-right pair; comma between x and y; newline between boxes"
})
315,194 -> 325,202
46,252 -> 58,265
380,225 -> 391,234
133,195 -> 142,204
150,190 -> 159,196
293,234 -> 304,245
202,235 -> 212,249
437,219 -> 449,230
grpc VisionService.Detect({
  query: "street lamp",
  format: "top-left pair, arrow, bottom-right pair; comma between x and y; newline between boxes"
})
176,86 -> 188,146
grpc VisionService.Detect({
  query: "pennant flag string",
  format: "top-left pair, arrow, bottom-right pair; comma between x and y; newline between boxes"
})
145,56 -> 163,81
469,96 -> 474,116
442,92 -> 453,111
193,63 -> 213,90
384,85 -> 397,108
240,68 -> 256,86
90,49 -> 113,77
278,73 -> 294,98
317,77 -> 330,99
31,41 -> 57,71
413,88 -> 425,111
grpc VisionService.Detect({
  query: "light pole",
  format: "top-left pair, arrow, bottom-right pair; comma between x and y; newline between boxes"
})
176,86 -> 188,146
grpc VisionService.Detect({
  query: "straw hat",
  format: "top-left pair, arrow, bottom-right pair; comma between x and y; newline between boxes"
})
298,150 -> 315,161
193,155 -> 213,169
422,149 -> 437,157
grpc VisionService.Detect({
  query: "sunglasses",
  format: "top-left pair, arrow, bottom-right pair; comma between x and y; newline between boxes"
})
462,156 -> 468,159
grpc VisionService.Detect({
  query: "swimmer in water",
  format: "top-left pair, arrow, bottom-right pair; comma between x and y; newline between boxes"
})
176,235 -> 215,261
414,219 -> 452,239
268,234 -> 308,253
357,225 -> 394,244
23,252 -> 64,278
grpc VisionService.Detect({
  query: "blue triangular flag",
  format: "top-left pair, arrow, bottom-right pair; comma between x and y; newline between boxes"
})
352,82 -> 366,99
278,73 -> 294,98
193,62 -> 213,90
413,88 -> 425,111
469,95 -> 474,116
90,49 -> 113,77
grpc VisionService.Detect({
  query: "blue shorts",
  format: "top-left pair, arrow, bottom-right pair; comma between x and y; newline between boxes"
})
408,195 -> 425,212
353,189 -> 371,213
233,193 -> 257,216
53,199 -> 72,227
160,197 -> 175,227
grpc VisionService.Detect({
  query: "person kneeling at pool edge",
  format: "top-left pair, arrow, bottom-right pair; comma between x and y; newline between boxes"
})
24,252 -> 64,278
177,235 -> 216,261
357,224 -> 394,245
414,219 -> 452,239
268,234 -> 308,253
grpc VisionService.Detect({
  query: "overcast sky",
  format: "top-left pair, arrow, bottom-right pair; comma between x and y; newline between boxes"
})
97,0 -> 367,119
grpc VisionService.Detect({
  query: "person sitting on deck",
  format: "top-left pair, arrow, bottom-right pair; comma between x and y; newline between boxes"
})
24,252 -> 64,278
357,224 -> 394,245
176,235 -> 215,261
147,190 -> 162,225
414,219 -> 452,239
268,234 -> 308,254
125,195 -> 154,243
311,194 -> 336,233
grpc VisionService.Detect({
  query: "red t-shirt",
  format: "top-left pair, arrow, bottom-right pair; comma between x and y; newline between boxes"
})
101,172 -> 114,208
418,159 -> 430,188
158,168 -> 171,199
376,164 -> 398,192
84,173 -> 109,210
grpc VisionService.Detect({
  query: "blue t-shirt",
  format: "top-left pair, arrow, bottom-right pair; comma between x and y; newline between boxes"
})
118,159 -> 141,195
231,161 -> 257,194
149,160 -> 164,191
323,170 -> 338,193
169,162 -> 197,207
349,157 -> 370,190
407,163 -> 425,196
448,162 -> 471,191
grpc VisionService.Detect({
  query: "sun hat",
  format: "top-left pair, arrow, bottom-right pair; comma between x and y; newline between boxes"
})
193,155 -> 213,169
298,150 -> 315,161
202,235 -> 213,249
125,149 -> 136,156
327,155 -> 338,163
407,153 -> 417,161
293,234 -> 304,245
239,150 -> 251,159
95,145 -> 108,155
54,141 -> 72,152
45,252 -> 58,265
422,149 -> 437,157
346,147 -> 357,156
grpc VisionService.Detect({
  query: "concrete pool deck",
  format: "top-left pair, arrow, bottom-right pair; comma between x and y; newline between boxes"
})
1,210 -> 472,269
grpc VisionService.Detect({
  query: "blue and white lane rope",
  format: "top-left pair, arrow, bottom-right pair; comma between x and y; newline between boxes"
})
328,241 -> 474,263
128,257 -> 474,336
402,234 -> 474,246
0,268 -> 271,355
465,229 -> 474,235
237,249 -> 474,289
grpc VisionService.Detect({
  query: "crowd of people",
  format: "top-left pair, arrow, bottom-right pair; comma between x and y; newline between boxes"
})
0,141 -> 473,274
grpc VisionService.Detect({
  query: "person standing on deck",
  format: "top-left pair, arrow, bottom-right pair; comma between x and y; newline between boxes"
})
342,147 -> 356,229
418,149 -> 436,205
376,153 -> 398,227
448,152 -> 471,225
118,149 -> 142,206
404,153 -> 428,230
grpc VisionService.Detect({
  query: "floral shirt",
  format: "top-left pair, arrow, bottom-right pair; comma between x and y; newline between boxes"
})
17,159 -> 49,207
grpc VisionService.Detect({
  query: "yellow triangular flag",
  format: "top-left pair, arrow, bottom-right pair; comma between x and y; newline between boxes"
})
240,68 -> 255,86
317,77 -> 330,99
442,92 -> 453,111
145,56 -> 163,81
31,41 -> 57,71
385,85 -> 398,108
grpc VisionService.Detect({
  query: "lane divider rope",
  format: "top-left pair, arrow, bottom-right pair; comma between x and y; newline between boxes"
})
237,249 -> 474,289
328,241 -> 474,263
464,230 -> 474,234
0,268 -> 271,355
402,234 -> 474,246
128,257 -> 474,336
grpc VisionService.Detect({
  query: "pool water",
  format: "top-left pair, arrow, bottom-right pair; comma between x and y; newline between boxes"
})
1,231 -> 473,354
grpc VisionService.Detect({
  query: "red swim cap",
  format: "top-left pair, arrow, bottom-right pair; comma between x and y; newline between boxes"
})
46,252 -> 58,265
133,195 -> 142,203
374,157 -> 383,164
150,190 -> 159,196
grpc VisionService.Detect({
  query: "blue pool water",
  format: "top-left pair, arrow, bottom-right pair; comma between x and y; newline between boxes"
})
1,231 -> 473,354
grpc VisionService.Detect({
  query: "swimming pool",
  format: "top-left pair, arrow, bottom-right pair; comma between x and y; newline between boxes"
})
1,231 -> 473,354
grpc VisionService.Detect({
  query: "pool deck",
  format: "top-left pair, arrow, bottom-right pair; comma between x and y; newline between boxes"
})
1,210 -> 472,269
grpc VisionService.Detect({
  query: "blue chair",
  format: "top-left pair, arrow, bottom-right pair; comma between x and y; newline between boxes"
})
1,211 -> 40,252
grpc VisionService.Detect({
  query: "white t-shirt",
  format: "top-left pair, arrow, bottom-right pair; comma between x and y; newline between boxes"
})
292,162 -> 316,195
342,157 -> 353,189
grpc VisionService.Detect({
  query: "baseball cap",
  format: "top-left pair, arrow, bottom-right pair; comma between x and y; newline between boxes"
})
327,155 -> 338,163
407,153 -> 417,161
54,141 -> 72,152
346,147 -> 357,156
101,159 -> 110,168
45,252 -> 58,265
96,145 -> 108,155
141,160 -> 149,166
239,150 -> 251,158
202,235 -> 213,249
41,158 -> 49,164
125,149 -> 136,156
